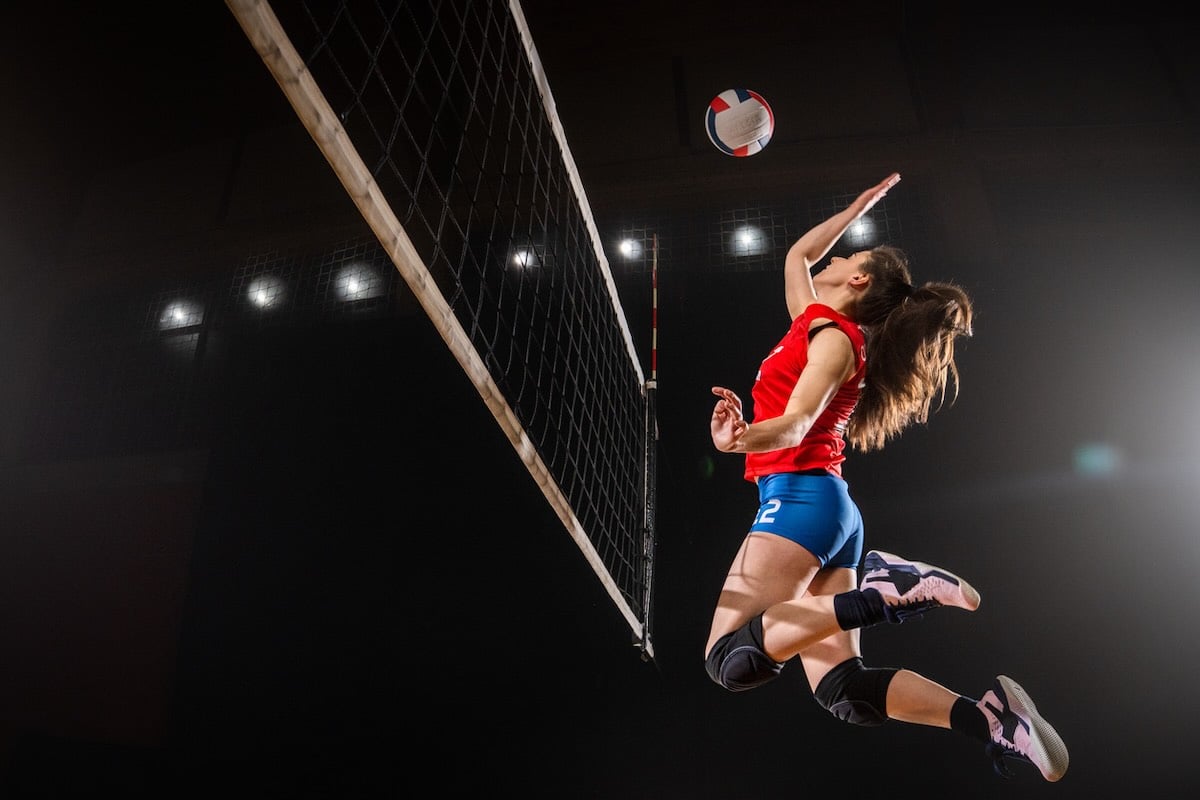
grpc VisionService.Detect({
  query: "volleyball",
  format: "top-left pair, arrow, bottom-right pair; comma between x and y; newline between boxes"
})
705,88 -> 774,157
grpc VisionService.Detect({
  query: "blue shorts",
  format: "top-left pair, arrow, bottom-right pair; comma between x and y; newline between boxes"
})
749,471 -> 864,568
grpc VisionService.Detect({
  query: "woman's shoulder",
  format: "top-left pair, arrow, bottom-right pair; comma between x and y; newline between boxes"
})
797,301 -> 847,326
798,304 -> 866,356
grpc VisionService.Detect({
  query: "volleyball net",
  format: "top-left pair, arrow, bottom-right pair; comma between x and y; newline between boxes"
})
225,0 -> 656,659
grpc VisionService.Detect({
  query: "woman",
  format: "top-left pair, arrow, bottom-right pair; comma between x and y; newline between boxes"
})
704,173 -> 1068,782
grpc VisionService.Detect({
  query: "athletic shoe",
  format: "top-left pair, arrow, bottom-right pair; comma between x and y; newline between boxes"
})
860,550 -> 981,621
978,675 -> 1069,782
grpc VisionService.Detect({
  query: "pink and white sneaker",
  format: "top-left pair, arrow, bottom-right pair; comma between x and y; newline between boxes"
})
978,675 -> 1070,782
860,549 -> 981,621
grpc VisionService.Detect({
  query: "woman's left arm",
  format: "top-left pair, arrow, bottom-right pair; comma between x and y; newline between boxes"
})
784,173 -> 901,319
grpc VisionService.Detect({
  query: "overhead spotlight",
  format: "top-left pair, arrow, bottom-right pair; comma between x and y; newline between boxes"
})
845,217 -> 877,248
246,275 -> 285,309
730,225 -> 768,257
511,248 -> 537,268
158,299 -> 204,331
334,262 -> 386,301
618,238 -> 642,259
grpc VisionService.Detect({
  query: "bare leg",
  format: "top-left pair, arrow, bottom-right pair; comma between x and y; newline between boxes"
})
705,532 -> 823,657
795,567 -> 959,731
763,565 -> 858,663
794,566 -> 861,686
883,670 -> 958,728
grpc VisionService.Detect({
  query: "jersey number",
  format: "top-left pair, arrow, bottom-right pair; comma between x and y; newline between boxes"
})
754,499 -> 781,525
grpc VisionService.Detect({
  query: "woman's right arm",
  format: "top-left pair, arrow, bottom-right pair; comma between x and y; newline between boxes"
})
711,330 -> 856,454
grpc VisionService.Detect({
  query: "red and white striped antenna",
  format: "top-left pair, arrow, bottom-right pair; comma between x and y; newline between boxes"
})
650,233 -> 658,383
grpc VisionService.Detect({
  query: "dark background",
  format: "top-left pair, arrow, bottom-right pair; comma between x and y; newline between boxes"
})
2,1 -> 1198,797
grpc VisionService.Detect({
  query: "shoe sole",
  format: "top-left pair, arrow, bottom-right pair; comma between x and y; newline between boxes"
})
864,550 -> 982,611
997,675 -> 1070,782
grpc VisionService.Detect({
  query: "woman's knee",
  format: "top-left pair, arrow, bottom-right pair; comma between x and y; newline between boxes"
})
812,656 -> 898,726
705,614 -> 784,692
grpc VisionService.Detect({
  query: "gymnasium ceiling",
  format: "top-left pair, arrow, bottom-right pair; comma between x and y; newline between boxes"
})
4,1 -> 1197,268
517,0 -> 1199,215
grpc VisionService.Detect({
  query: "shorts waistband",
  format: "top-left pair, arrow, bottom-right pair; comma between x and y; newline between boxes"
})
754,468 -> 833,484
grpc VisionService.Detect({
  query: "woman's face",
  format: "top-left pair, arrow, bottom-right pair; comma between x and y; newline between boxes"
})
814,251 -> 871,289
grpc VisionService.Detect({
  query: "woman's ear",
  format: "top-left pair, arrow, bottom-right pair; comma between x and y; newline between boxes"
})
849,273 -> 870,288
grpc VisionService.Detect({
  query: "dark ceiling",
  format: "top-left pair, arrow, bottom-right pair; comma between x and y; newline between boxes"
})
518,0 -> 1198,213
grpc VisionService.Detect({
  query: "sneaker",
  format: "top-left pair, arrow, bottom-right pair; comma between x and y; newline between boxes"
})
860,550 -> 981,621
978,675 -> 1069,782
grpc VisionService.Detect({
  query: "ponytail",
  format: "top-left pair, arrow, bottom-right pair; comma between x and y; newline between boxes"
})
848,246 -> 974,452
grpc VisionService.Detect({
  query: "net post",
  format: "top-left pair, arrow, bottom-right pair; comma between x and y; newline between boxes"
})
639,233 -> 659,660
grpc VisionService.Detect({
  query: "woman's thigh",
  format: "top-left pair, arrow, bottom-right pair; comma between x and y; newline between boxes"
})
706,532 -> 822,654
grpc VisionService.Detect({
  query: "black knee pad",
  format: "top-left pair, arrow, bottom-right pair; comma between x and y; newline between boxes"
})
812,656 -> 898,726
705,614 -> 784,692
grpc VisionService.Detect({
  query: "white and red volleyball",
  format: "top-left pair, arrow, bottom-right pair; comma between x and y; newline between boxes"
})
705,88 -> 774,157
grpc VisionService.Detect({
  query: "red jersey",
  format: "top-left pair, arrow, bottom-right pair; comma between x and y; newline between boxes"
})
744,303 -> 867,481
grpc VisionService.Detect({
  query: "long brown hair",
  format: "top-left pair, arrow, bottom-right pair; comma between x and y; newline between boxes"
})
847,245 -> 973,452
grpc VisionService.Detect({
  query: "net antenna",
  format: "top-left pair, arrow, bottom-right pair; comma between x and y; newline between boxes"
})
226,0 -> 656,659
